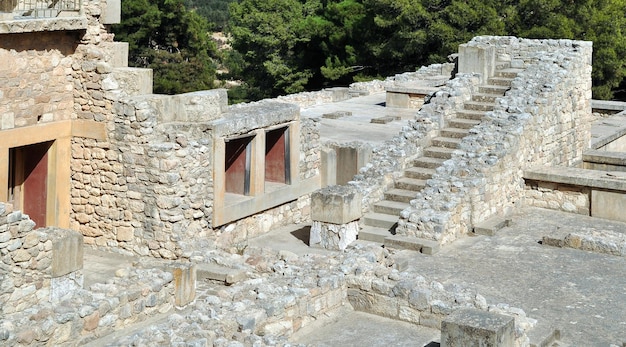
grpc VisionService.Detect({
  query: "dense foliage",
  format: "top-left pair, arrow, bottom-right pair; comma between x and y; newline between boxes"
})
227,0 -> 626,101
184,0 -> 235,31
113,0 -> 626,101
112,0 -> 218,95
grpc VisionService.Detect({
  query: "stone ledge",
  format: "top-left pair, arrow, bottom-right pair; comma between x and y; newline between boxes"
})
196,263 -> 247,284
473,215 -> 511,236
384,235 -> 440,254
524,166 -> 626,192
583,150 -> 626,166
0,16 -> 87,34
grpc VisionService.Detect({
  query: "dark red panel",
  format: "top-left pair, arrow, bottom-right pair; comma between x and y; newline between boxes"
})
22,142 -> 52,227
225,137 -> 250,195
265,128 -> 286,183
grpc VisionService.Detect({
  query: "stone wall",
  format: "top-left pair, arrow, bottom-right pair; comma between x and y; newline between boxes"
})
397,37 -> 593,244
524,181 -> 590,215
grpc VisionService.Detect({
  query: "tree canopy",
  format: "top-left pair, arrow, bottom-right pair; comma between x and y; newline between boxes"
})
226,0 -> 626,101
112,0 -> 218,95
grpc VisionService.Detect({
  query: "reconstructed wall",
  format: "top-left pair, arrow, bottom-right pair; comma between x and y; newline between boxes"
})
396,37 -> 593,244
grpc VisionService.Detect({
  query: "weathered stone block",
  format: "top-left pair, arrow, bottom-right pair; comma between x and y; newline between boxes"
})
50,228 -> 84,277
309,220 -> 358,251
441,309 -> 515,347
171,263 -> 196,307
311,185 -> 361,224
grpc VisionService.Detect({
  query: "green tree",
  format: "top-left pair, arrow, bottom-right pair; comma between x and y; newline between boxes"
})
113,0 -> 218,95
508,0 -> 626,99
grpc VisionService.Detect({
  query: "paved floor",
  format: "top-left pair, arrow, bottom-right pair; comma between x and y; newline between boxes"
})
83,248 -> 138,288
250,208 -> 626,347
301,92 -> 418,145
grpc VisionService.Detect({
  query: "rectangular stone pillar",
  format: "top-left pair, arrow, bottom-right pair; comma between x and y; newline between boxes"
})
49,228 -> 84,302
171,263 -> 196,307
458,44 -> 496,84
441,309 -> 515,347
310,185 -> 362,250
321,148 -> 337,187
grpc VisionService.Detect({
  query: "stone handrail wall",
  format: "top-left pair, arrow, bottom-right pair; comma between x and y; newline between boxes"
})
348,73 -> 481,213
396,37 -> 593,244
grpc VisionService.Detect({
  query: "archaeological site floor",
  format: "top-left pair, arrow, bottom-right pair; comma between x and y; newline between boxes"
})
247,208 -> 626,346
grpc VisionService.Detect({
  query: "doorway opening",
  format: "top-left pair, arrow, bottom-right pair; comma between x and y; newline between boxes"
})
8,141 -> 53,227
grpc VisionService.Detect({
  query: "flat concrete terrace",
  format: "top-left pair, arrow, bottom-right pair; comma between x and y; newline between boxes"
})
399,207 -> 626,346
256,208 -> 625,346
301,92 -> 418,145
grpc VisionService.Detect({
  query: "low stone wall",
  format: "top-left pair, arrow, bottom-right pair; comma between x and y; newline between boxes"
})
0,266 -> 175,346
96,243 -> 536,347
0,201 -> 176,346
397,37 -> 593,244
343,245 -> 535,347
524,181 -> 590,215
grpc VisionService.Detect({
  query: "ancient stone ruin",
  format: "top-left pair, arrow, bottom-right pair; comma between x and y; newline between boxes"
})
1,0 -> 625,346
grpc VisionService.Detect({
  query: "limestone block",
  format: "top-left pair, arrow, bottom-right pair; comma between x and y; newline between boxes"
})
310,220 -> 358,251
171,263 -> 196,307
50,228 -> 84,277
441,309 -> 515,347
311,185 -> 362,224
102,0 -> 121,24
458,43 -> 496,84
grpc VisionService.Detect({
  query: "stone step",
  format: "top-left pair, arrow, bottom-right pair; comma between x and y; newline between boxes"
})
448,118 -> 481,130
424,147 -> 455,159
488,76 -> 514,87
440,127 -> 470,138
463,101 -> 495,112
413,157 -> 446,169
363,212 -> 398,230
384,188 -> 417,203
404,166 -> 436,179
432,136 -> 461,149
384,235 -> 440,254
479,84 -> 509,95
456,109 -> 486,121
359,225 -> 393,243
495,61 -> 511,70
471,93 -> 499,103
373,200 -> 410,215
395,177 -> 427,191
495,68 -> 524,79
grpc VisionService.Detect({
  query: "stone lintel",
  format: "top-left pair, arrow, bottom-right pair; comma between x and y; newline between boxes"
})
311,185 -> 362,225
49,228 -> 83,277
441,308 -> 515,347
211,101 -> 299,138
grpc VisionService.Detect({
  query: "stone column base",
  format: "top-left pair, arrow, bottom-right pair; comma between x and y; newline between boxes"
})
310,220 -> 358,251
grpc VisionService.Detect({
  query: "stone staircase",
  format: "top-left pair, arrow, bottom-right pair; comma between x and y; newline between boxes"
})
360,66 -> 523,244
